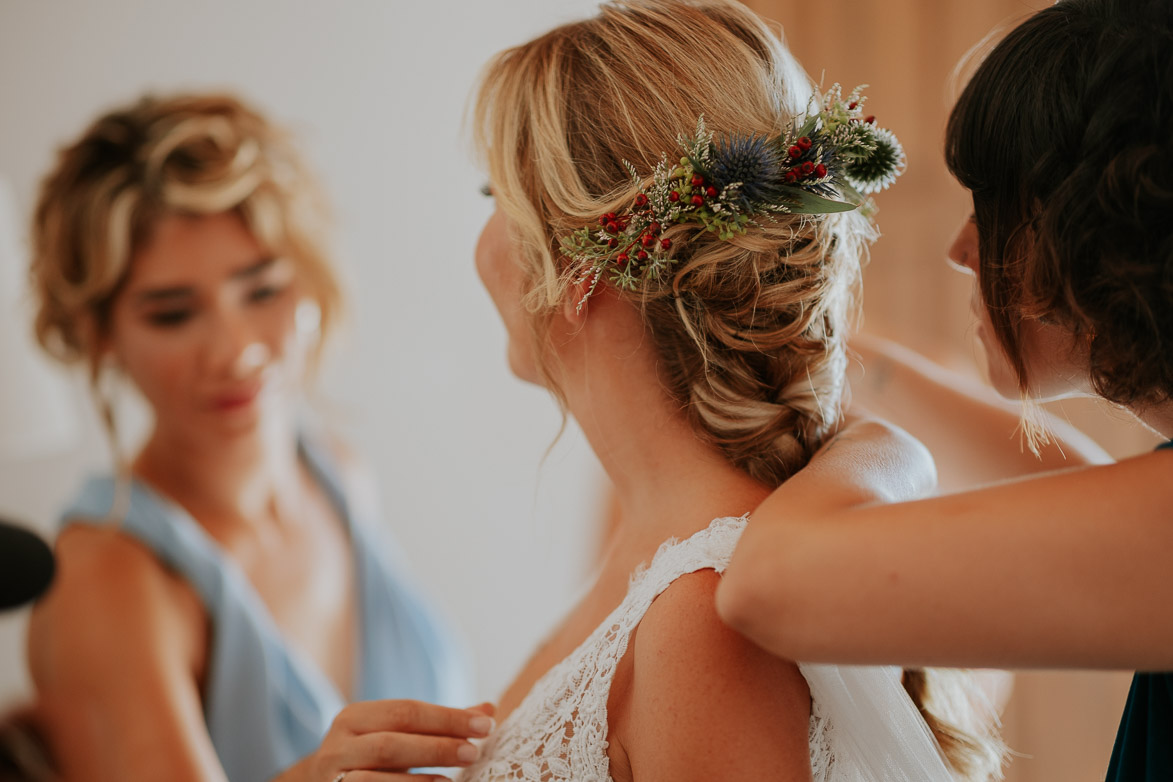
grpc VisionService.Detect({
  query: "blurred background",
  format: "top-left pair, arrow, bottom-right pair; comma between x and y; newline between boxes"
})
0,1 -> 1157,780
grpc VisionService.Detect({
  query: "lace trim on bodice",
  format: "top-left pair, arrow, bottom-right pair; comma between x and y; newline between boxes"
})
457,515 -> 835,782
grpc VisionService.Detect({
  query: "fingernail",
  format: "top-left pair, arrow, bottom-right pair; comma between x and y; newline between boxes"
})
457,742 -> 480,763
469,715 -> 495,736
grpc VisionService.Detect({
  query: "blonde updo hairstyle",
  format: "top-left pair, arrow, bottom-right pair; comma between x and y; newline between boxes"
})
474,1 -> 1004,777
31,92 -> 341,386
476,0 -> 867,485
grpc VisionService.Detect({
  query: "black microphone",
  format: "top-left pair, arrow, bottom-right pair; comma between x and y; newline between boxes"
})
0,518 -> 55,610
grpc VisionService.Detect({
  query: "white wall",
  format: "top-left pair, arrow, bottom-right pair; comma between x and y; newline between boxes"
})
0,0 -> 607,705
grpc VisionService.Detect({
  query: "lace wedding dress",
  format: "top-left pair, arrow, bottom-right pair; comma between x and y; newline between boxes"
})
457,516 -> 956,782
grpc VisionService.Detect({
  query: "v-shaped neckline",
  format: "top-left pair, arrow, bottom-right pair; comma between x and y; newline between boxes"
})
125,438 -> 366,707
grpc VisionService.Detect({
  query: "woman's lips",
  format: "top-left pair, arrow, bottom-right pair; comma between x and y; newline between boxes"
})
209,383 -> 262,411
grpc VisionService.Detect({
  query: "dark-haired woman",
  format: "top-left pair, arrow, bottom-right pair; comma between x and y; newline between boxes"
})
717,0 -> 1173,778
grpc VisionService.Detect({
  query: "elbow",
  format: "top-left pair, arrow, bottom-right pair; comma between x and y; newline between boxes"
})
717,539 -> 809,660
714,568 -> 770,641
868,419 -> 938,502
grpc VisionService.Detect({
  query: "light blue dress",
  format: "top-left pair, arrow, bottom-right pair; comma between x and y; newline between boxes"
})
60,437 -> 473,782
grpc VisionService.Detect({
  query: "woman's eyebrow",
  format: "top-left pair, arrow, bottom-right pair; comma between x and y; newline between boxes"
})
132,257 -> 278,304
134,285 -> 193,304
231,256 -> 279,280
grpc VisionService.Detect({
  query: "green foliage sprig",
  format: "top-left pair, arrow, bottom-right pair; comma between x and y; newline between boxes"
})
562,84 -> 905,311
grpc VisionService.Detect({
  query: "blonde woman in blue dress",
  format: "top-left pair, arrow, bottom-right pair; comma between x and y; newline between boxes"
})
26,93 -> 487,782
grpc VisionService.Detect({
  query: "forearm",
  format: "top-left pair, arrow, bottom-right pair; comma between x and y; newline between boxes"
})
720,450 -> 1173,670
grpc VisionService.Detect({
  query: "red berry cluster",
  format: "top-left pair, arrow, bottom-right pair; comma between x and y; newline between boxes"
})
783,136 -> 828,184
598,210 -> 631,250
665,173 -> 718,211
600,194 -> 674,269
598,211 -> 630,233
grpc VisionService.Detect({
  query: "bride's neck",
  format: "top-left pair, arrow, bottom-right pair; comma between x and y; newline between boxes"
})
591,404 -> 768,547
556,306 -> 770,548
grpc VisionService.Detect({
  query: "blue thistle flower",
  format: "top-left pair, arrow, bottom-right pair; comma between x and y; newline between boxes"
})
707,133 -> 786,208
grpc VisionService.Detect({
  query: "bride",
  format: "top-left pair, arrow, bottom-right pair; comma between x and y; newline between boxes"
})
463,1 -> 1002,780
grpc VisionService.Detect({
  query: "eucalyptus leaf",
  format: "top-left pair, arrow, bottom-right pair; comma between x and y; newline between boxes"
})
838,182 -> 865,204
777,186 -> 860,214
795,116 -> 820,139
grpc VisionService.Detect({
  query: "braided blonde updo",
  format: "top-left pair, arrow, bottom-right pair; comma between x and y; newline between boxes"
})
474,0 -> 871,485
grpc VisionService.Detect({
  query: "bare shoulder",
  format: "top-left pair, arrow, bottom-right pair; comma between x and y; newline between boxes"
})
632,570 -> 807,702
609,569 -> 812,782
29,525 -> 223,781
29,523 -> 205,692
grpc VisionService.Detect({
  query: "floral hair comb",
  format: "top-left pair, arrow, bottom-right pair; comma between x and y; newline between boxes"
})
561,85 -> 905,310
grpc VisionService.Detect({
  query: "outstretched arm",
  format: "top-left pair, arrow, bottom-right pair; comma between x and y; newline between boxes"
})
847,334 -> 1112,492
717,447 -> 1173,670
29,526 -> 493,782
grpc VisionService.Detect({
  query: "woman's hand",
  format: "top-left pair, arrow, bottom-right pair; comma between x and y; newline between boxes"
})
278,700 -> 496,782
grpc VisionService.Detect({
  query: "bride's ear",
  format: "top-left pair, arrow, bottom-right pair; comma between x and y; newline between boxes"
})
560,277 -> 593,327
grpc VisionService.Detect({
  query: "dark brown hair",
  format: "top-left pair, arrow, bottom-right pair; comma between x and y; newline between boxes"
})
946,0 -> 1173,405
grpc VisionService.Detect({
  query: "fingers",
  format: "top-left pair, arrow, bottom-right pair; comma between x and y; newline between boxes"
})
344,731 -> 480,771
339,773 -> 452,782
317,700 -> 495,781
466,701 -> 497,718
333,700 -> 493,739
464,702 -> 497,735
